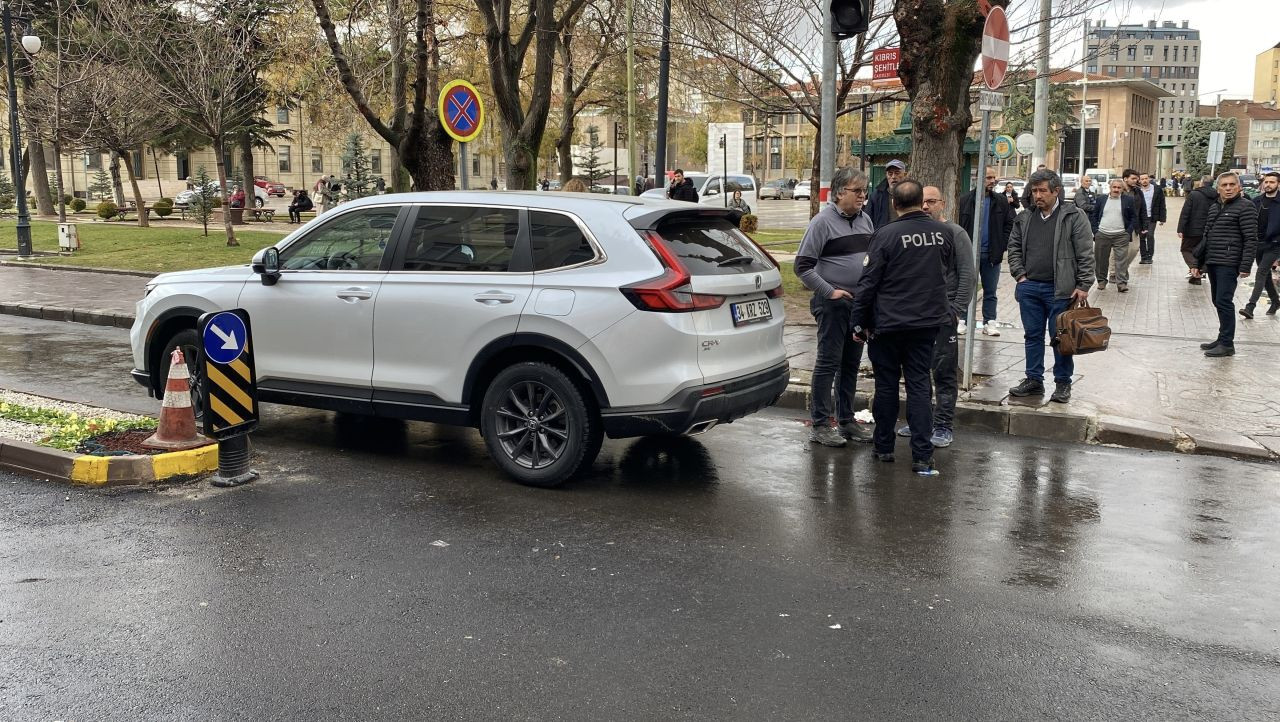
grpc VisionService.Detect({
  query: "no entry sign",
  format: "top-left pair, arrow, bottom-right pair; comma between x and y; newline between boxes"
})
438,80 -> 485,143
981,6 -> 1010,91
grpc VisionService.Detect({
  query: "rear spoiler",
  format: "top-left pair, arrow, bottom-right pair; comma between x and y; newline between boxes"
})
625,205 -> 744,230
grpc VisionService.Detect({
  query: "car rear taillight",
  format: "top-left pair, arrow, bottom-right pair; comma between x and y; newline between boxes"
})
621,231 -> 727,312
765,285 -> 784,299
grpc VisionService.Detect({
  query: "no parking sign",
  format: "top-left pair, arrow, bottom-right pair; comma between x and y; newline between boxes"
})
438,80 -> 485,144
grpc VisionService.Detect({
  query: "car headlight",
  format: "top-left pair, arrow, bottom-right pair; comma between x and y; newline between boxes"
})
143,282 -> 156,298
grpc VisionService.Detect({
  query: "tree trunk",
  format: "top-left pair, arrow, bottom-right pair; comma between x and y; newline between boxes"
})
896,0 -> 985,211
213,137 -> 238,246
53,140 -> 67,223
239,136 -> 255,204
27,139 -> 54,216
109,151 -> 127,206
808,130 -> 821,218
152,147 -> 164,198
120,150 -> 149,228
398,126 -> 455,192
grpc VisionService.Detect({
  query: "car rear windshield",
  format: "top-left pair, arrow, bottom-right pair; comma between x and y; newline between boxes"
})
654,217 -> 772,275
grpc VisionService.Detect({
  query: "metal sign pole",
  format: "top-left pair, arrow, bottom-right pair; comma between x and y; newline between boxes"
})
963,107 -> 993,391
460,142 -> 469,191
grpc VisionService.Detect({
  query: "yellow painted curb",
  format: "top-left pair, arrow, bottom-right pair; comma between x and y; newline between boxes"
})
151,443 -> 219,479
70,455 -> 110,486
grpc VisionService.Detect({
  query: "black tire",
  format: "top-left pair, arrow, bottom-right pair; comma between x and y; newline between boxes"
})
480,362 -> 600,487
158,328 -> 204,423
255,196 -> 265,208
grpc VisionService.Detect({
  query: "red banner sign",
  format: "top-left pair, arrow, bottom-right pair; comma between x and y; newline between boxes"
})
872,48 -> 900,81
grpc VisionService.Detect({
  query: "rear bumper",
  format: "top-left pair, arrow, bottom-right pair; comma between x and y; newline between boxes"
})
600,361 -> 789,438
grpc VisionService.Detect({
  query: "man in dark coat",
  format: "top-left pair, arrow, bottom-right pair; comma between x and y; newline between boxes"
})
867,159 -> 906,228
667,169 -> 699,203
1137,172 -> 1167,263
1195,173 -> 1259,357
958,168 -> 1016,336
1177,175 -> 1217,284
1241,171 -> 1280,318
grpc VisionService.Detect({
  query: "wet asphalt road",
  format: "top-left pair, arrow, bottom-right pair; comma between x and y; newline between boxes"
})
2,315 -> 1280,719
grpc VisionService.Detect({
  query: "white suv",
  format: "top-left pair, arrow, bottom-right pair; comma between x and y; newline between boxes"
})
130,192 -> 788,486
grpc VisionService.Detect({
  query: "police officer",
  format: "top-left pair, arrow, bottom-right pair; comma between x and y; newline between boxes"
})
851,180 -> 955,474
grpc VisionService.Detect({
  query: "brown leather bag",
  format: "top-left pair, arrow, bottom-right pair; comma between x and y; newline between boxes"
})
1053,300 -> 1111,355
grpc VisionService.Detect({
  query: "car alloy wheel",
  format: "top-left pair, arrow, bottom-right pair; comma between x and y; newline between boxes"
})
495,380 -> 569,470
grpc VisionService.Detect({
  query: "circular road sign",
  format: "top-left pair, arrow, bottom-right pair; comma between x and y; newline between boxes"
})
1015,132 -> 1037,156
203,311 -> 247,365
981,6 -> 1010,91
991,134 -> 1016,160
438,80 -> 485,143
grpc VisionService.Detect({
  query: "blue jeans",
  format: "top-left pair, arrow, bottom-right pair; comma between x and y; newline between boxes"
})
1015,280 -> 1073,384
978,253 -> 1002,323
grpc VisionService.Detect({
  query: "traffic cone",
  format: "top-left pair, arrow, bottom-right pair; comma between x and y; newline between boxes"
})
143,348 -> 212,451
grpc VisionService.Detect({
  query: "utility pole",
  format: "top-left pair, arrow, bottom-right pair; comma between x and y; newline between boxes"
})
653,0 -> 671,191
1031,0 -> 1050,171
1078,19 -> 1088,175
820,0 -> 837,201
625,0 -> 637,195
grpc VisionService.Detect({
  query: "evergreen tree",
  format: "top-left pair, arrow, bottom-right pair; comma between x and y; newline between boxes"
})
340,133 -> 377,200
89,169 -> 113,200
190,166 -> 218,237
1183,118 -> 1238,181
573,126 -> 612,188
0,169 -> 13,211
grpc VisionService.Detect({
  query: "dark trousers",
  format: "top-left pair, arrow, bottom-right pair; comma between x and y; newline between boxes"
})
931,322 -> 959,430
1207,264 -> 1239,347
1015,280 -> 1074,384
1139,217 -> 1155,261
867,328 -> 936,462
289,209 -> 302,223
978,253 -> 1001,323
809,295 -> 864,426
1246,246 -> 1280,307
1181,234 -> 1201,270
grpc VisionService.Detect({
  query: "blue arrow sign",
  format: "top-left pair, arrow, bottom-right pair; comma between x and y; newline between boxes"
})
203,311 -> 247,365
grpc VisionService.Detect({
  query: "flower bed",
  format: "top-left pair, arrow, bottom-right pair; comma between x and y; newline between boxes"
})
0,390 -> 157,454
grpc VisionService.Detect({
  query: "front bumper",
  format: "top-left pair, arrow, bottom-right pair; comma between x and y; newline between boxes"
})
600,362 -> 789,438
131,368 -> 154,395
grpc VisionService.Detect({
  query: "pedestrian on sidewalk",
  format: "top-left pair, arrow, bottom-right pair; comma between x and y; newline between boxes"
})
795,166 -> 876,448
893,185 -> 974,449
958,168 -> 1015,337
1090,179 -> 1137,292
667,169 -> 699,203
1194,172 -> 1258,357
288,190 -> 313,224
1178,175 -> 1216,284
1122,169 -> 1149,272
851,180 -> 954,474
1073,175 -> 1098,218
1006,169 -> 1094,404
868,159 -> 907,228
1003,182 -> 1021,211
1241,171 -> 1280,319
1137,172 -> 1167,264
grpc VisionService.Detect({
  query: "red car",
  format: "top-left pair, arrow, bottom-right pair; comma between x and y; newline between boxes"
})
254,176 -> 287,197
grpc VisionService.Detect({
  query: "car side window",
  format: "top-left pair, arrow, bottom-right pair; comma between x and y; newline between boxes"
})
530,211 -> 597,271
398,205 -> 519,272
279,207 -> 399,271
730,176 -> 755,192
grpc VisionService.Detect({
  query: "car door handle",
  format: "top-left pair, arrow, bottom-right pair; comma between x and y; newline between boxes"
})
336,287 -> 374,301
474,291 -> 516,305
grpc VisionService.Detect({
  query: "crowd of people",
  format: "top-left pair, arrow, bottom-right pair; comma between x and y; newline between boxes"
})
792,158 -> 1275,473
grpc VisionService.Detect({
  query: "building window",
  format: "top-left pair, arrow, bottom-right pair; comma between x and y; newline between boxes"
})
1175,152 -> 1181,164
176,152 -> 189,180
1087,64 -> 1098,74
310,148 -> 323,173
770,153 -> 782,170
131,150 -> 144,177
1143,44 -> 1153,57
277,107 -> 289,125
1126,47 -> 1136,60
278,145 -> 291,173
471,156 -> 479,176
1163,47 -> 1169,61
371,150 -> 381,174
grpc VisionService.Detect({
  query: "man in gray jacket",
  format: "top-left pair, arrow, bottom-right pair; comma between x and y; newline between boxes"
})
795,166 -> 875,446
1006,169 -> 1094,404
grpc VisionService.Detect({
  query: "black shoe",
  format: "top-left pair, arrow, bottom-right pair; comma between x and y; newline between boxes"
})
911,460 -> 935,475
1140,259 -> 1153,265
1240,304 -> 1255,320
1199,340 -> 1221,350
1205,345 -> 1235,357
1268,302 -> 1280,316
839,421 -> 874,443
1189,277 -> 1203,285
1050,382 -> 1071,403
1008,378 -> 1045,397
876,452 -> 895,463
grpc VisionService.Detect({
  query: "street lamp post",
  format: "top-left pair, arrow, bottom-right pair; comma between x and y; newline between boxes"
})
718,134 -> 727,207
4,4 -> 40,257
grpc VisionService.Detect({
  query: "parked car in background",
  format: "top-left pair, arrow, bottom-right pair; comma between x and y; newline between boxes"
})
1061,175 -> 1079,201
640,173 -> 759,208
255,176 -> 287,197
1239,174 -> 1260,191
793,181 -> 812,200
176,181 -> 268,208
759,178 -> 798,200
129,192 -> 788,487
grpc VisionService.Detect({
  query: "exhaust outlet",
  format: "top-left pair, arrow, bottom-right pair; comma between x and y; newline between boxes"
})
684,420 -> 718,436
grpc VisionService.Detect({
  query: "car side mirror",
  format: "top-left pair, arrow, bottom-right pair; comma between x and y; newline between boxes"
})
252,247 -> 281,286
704,187 -> 718,196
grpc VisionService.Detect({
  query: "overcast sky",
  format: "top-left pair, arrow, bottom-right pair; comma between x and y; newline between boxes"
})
1045,0 -> 1280,102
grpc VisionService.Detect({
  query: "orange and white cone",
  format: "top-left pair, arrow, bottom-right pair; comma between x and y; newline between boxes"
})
143,348 -> 212,451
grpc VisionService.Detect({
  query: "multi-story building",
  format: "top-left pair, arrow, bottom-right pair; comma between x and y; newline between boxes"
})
1201,99 -> 1280,171
1255,43 -> 1280,105
1085,19 -> 1200,167
1052,71 -> 1170,176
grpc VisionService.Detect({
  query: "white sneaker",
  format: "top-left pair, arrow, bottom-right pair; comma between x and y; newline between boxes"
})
983,323 -> 1001,337
957,320 -> 967,335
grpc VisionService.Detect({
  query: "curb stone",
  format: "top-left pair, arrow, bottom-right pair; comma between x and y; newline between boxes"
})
0,437 -> 218,486
0,302 -> 134,329
0,260 -> 156,279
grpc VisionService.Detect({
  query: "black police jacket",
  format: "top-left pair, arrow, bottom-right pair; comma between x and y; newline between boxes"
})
851,210 -> 955,334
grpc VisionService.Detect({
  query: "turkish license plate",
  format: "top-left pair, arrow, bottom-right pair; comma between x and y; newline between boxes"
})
731,298 -> 773,327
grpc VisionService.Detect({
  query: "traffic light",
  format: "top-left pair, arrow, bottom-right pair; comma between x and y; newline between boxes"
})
831,0 -> 870,39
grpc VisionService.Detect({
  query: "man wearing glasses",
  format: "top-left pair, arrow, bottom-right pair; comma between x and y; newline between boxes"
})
795,167 -> 876,447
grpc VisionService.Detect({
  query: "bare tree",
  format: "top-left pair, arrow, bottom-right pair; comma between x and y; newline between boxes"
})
98,0 -> 267,245
555,2 -> 620,185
